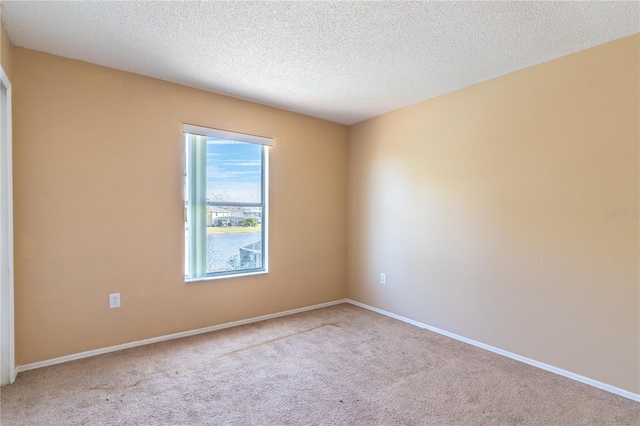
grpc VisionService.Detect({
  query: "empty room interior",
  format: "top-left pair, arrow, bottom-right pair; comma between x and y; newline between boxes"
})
0,2 -> 639,424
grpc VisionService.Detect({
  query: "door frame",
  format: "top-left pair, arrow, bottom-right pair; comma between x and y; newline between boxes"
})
0,65 -> 15,385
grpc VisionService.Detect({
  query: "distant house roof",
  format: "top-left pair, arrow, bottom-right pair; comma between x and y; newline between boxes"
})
208,207 -> 230,213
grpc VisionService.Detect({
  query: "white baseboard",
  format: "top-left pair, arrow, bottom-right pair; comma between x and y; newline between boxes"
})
346,299 -> 640,403
17,299 -> 347,373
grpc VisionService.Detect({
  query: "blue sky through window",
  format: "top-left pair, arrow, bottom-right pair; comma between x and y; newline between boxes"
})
206,138 -> 262,203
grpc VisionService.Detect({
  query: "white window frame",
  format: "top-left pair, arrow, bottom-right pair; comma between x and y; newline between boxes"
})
183,124 -> 271,282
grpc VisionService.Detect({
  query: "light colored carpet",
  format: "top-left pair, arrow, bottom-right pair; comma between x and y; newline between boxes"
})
1,303 -> 638,425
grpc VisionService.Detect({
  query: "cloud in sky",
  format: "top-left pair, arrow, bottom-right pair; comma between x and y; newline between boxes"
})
206,140 -> 262,203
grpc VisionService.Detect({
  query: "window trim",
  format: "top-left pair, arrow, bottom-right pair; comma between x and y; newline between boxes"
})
183,124 -> 271,282
183,124 -> 274,147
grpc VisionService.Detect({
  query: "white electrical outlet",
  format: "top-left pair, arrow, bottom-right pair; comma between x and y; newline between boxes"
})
380,273 -> 386,284
109,293 -> 121,309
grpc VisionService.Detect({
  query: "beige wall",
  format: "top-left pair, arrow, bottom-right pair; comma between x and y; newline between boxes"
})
12,48 -> 347,365
1,21 -> 14,80
347,34 -> 640,393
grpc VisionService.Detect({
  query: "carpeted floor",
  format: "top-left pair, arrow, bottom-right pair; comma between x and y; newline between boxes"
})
1,303 -> 638,425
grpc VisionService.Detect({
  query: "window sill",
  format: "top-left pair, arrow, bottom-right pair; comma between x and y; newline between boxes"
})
185,269 -> 268,283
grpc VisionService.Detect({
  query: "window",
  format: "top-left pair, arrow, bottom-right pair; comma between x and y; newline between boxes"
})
183,124 -> 272,281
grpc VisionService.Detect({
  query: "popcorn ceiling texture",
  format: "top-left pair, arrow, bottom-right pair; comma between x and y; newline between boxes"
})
2,1 -> 639,124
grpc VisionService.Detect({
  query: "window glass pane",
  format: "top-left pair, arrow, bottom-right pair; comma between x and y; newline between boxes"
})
206,138 -> 262,204
205,206 -> 263,273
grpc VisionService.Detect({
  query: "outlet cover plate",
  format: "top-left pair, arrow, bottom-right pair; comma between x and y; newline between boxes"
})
109,293 -> 121,309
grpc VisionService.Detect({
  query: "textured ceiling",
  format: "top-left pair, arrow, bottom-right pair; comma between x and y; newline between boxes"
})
2,1 -> 639,125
